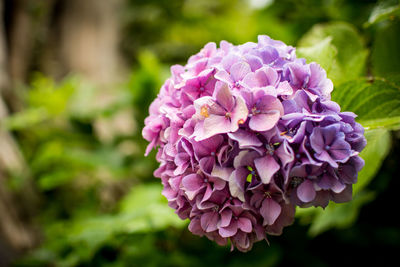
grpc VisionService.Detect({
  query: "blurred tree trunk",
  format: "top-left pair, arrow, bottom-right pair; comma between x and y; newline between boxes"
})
0,1 -> 38,264
0,0 -> 128,262
44,0 -> 123,84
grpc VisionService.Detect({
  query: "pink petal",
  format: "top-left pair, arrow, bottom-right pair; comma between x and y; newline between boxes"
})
228,129 -> 262,148
237,217 -> 253,233
201,211 -> 219,232
197,115 -> 230,141
255,67 -> 279,87
214,69 -> 233,85
219,209 -> 232,228
228,169 -> 246,202
214,82 -> 234,111
230,62 -> 252,82
249,112 -> 281,132
230,95 -> 249,128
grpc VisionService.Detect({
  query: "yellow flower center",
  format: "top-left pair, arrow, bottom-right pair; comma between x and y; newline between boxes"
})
200,105 -> 209,118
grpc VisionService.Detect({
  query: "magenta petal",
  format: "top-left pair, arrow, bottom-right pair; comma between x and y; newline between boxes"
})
182,174 -> 203,191
254,155 -> 280,184
297,179 -> 316,203
188,217 -> 203,235
212,177 -> 227,190
237,217 -> 252,233
201,211 -> 219,232
249,112 -> 281,132
219,209 -> 232,228
199,156 -> 215,174
201,184 -> 214,202
219,221 -> 238,237
260,198 -> 281,226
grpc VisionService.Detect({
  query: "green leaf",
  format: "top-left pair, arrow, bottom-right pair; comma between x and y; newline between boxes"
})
365,0 -> 400,27
354,129 -> 392,195
297,22 -> 368,85
371,20 -> 400,77
297,37 -> 337,73
119,183 -> 187,233
332,77 -> 400,130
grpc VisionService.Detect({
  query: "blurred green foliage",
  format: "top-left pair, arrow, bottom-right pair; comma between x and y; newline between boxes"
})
6,0 -> 400,266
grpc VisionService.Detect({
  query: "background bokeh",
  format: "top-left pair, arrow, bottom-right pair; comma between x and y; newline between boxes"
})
0,0 -> 399,266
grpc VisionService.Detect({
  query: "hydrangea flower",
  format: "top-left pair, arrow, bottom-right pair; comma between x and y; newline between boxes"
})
143,35 -> 366,252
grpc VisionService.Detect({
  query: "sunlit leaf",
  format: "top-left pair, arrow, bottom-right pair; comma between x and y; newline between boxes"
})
298,22 -> 368,85
332,77 -> 400,130
365,0 -> 400,26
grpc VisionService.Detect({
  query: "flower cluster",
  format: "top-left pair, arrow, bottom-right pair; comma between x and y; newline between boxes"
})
143,35 -> 366,251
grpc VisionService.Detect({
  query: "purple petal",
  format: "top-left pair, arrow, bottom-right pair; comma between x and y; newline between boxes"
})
182,174 -> 203,191
244,54 -> 263,71
309,127 -> 325,153
199,156 -> 215,174
228,129 -> 262,148
256,67 -> 279,86
330,139 -> 351,162
297,179 -> 316,203
221,53 -> 242,71
254,155 -> 280,184
260,198 -> 282,226
315,150 -> 338,168
275,141 -> 294,167
219,221 -> 238,237
211,165 -> 233,181
286,62 -> 310,88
